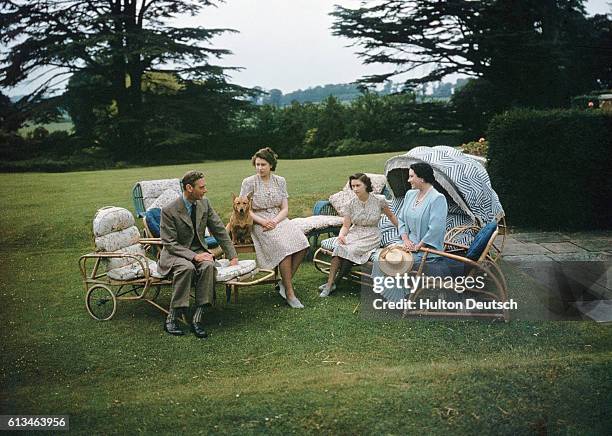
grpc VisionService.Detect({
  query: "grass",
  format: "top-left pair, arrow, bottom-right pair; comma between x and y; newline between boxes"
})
1,152 -> 611,434
18,120 -> 74,136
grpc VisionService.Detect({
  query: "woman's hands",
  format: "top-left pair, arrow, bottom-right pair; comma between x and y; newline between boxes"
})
261,218 -> 278,232
337,235 -> 347,245
401,234 -> 422,252
402,239 -> 416,251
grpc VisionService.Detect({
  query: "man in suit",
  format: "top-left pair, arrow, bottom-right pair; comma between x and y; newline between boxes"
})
159,170 -> 238,338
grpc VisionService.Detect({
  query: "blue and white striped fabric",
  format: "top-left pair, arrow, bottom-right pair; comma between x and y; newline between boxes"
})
379,197 -> 404,247
385,146 -> 504,245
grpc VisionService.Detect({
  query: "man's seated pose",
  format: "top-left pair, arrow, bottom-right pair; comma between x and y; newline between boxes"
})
158,170 -> 238,338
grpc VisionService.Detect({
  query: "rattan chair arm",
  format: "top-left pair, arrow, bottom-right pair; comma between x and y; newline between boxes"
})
139,238 -> 162,246
224,269 -> 276,286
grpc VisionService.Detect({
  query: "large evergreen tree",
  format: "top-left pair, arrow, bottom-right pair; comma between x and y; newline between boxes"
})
331,0 -> 612,109
1,0 -> 239,158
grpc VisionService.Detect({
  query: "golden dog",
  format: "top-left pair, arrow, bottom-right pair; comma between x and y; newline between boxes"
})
226,192 -> 253,245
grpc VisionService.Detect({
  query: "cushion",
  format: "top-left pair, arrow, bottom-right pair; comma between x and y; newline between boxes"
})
291,215 -> 344,234
144,207 -> 219,248
93,206 -> 135,237
329,190 -> 355,216
466,222 -> 497,260
138,178 -> 182,210
215,259 -> 258,282
147,188 -> 180,211
95,226 -> 141,252
145,208 -> 162,237
379,197 -> 405,247
106,243 -> 147,270
107,258 -> 164,281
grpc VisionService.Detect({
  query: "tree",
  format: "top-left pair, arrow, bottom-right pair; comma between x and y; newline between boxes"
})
331,0 -> 612,109
1,0 -> 238,159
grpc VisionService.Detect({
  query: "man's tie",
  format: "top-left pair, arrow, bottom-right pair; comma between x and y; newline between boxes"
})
190,202 -> 197,230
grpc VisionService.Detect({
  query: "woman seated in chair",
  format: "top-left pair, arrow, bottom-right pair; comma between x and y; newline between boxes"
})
240,147 -> 310,309
319,173 -> 398,297
398,162 -> 448,270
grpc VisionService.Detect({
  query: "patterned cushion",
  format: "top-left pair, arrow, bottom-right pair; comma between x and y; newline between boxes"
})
147,188 -> 180,211
138,179 -> 182,210
92,206 -> 159,281
321,236 -> 339,251
215,259 -> 258,282
93,206 -> 135,237
291,215 -> 344,234
107,258 -> 164,281
328,190 -> 355,216
106,243 -> 147,270
379,197 -> 404,247
95,226 -> 141,252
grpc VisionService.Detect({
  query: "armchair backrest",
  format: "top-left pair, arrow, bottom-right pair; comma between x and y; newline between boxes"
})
132,178 -> 182,218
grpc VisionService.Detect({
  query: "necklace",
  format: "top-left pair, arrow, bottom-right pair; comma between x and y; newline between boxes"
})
414,187 -> 432,207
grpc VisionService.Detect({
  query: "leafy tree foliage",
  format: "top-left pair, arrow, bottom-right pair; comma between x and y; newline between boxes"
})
331,0 -> 612,110
1,0 -> 240,159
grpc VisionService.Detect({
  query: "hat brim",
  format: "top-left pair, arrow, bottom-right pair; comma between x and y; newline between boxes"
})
378,247 -> 414,276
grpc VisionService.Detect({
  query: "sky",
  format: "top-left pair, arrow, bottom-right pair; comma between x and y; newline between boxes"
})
188,0 -> 612,93
4,0 -> 611,97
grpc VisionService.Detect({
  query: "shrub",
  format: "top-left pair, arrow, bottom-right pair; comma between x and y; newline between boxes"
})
461,138 -> 488,157
488,109 -> 612,230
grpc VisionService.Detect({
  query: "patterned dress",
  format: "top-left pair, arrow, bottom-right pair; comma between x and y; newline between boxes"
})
240,174 -> 309,270
333,194 -> 387,265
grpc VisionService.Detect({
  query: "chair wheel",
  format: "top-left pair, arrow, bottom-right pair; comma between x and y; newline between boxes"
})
86,284 -> 117,321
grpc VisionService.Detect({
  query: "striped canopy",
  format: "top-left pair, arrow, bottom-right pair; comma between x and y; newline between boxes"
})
384,146 -> 504,243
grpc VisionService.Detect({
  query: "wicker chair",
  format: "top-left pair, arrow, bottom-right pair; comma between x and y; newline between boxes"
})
79,207 -> 274,321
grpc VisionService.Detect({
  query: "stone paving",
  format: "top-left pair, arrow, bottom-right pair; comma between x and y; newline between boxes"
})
502,231 -> 612,261
501,230 -> 612,322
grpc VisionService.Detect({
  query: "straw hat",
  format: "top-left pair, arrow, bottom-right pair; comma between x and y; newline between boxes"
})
378,246 -> 414,276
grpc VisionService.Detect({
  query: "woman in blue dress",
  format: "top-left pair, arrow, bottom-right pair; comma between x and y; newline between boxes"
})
398,162 -> 448,267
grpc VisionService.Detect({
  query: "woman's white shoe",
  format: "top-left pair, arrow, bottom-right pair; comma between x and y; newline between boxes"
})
319,283 -> 336,297
276,280 -> 286,299
287,296 -> 304,308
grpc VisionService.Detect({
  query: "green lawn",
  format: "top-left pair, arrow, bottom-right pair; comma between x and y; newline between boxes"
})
18,120 -> 74,136
1,153 -> 611,434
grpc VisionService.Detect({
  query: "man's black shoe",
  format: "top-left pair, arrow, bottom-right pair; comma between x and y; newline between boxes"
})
191,322 -> 209,339
164,318 -> 185,336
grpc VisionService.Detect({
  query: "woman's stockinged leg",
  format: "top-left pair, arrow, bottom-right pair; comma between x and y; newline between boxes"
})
327,256 -> 342,288
290,248 -> 307,277
279,255 -> 296,299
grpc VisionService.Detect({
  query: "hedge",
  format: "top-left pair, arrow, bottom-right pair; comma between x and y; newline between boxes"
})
488,109 -> 612,230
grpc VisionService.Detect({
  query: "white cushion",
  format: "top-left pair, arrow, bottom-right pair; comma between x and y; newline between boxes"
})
215,259 -> 258,282
328,190 -> 355,216
147,188 -> 180,211
291,215 -> 344,234
107,258 -> 164,281
95,226 -> 141,252
139,179 -> 182,210
93,207 -> 135,237
106,243 -> 147,270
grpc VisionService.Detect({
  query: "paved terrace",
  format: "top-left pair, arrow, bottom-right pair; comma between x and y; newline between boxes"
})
501,231 -> 612,322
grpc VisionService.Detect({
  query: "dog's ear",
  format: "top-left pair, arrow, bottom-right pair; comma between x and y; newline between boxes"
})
232,192 -> 236,201
247,191 -> 253,201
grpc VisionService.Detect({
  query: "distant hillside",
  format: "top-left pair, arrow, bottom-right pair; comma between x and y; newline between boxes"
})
258,79 -> 469,106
